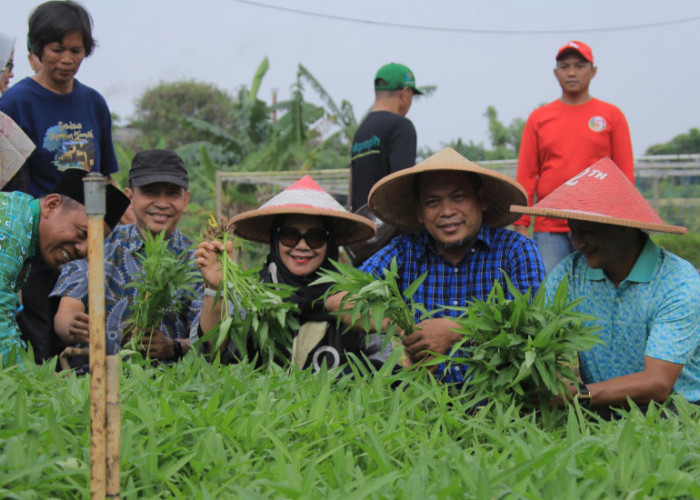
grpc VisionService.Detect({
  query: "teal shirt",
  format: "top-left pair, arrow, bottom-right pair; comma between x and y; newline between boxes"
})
546,238 -> 700,402
0,192 -> 41,365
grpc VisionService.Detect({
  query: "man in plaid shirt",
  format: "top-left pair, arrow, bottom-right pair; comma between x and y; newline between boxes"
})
329,148 -> 544,383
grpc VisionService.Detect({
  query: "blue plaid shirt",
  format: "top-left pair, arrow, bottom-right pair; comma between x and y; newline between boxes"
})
360,224 -> 545,383
50,224 -> 203,355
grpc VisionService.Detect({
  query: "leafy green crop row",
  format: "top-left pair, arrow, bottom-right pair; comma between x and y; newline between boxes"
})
1,354 -> 699,499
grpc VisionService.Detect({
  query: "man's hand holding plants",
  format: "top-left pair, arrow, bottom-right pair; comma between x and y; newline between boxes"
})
403,317 -> 463,371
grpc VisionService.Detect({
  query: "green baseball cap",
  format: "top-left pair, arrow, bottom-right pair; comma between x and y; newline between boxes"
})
374,62 -> 423,95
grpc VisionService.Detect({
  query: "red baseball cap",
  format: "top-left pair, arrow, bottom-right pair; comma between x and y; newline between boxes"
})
556,40 -> 594,63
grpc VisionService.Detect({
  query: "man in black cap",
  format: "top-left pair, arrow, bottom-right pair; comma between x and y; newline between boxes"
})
51,150 -> 202,364
0,168 -> 129,367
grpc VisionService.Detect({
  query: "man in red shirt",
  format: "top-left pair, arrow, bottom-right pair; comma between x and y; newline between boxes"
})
514,40 -> 634,273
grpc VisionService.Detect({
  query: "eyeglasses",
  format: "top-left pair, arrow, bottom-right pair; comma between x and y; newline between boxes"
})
277,226 -> 329,249
4,60 -> 13,72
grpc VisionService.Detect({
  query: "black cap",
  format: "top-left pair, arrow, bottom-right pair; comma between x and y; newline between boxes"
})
129,149 -> 189,189
50,168 -> 131,230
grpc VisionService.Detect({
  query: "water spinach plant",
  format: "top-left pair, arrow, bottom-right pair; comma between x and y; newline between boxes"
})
123,230 -> 200,355
314,258 -> 428,338
4,354 -> 700,498
317,259 -> 602,409
201,216 -> 299,364
447,273 -> 603,409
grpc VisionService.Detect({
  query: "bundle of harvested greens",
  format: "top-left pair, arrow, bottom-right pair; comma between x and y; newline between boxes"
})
202,216 -> 299,365
315,257 -> 427,340
447,273 -> 602,409
123,230 -> 200,356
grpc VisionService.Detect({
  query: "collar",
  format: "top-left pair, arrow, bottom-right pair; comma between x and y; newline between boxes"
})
29,198 -> 41,258
585,237 -> 660,283
419,223 -> 492,263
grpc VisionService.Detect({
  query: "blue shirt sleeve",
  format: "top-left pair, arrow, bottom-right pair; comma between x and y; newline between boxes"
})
50,259 -> 90,307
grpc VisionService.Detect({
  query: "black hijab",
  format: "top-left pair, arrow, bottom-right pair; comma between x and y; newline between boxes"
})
259,216 -> 339,323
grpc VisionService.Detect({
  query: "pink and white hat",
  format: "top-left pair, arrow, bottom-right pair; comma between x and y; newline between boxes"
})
230,175 -> 376,245
510,157 -> 686,235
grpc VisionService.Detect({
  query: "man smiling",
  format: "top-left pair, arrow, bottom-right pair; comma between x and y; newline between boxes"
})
51,150 -> 202,363
512,157 -> 700,412
0,168 -> 129,366
328,148 -> 545,382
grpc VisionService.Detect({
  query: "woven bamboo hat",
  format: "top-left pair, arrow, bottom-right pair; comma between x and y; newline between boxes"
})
230,175 -> 376,245
510,157 -> 686,235
368,147 -> 527,232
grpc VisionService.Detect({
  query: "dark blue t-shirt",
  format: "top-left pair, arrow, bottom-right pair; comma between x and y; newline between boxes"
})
0,77 -> 119,197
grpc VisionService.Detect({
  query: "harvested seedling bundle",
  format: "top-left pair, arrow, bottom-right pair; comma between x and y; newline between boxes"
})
448,273 -> 602,409
315,258 -> 427,360
123,230 -> 200,356
202,216 -> 299,364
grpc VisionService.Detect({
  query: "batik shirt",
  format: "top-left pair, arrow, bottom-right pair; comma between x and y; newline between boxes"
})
360,224 -> 545,383
0,192 -> 40,364
51,224 -> 203,355
546,239 -> 700,402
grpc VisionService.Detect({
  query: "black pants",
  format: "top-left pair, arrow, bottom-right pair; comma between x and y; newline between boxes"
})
17,259 -> 66,365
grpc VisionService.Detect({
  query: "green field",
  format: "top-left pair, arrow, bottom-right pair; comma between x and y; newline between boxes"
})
1,354 -> 699,498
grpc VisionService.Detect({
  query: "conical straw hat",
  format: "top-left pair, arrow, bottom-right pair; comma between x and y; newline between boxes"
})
510,157 -> 686,235
368,147 -> 527,232
230,175 -> 376,245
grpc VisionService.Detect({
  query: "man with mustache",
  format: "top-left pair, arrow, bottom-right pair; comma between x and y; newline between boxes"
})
328,148 -> 545,383
513,41 -> 634,274
0,168 -> 129,367
51,150 -> 202,364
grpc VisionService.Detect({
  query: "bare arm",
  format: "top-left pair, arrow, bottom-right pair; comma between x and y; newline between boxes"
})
54,296 -> 90,345
586,356 -> 683,408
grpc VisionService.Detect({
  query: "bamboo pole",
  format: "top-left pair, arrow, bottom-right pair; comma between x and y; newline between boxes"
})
85,174 -> 107,499
105,354 -> 121,499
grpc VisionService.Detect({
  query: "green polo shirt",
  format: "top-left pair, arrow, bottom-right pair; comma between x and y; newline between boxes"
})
546,238 -> 700,402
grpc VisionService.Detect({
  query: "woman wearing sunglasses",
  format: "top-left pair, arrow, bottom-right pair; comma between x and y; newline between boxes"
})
195,175 -> 390,373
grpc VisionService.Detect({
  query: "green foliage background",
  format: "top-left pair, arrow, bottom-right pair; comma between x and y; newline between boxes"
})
652,231 -> 700,269
1,357 -> 700,498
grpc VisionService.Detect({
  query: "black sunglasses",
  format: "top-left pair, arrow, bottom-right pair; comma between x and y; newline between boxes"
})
277,226 -> 329,249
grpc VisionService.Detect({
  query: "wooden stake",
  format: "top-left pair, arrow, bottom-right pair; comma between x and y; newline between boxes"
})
88,213 -> 106,499
106,354 -> 121,499
85,173 -> 108,499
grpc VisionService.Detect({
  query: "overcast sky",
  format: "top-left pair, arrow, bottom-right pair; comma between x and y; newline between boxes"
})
2,0 -> 699,156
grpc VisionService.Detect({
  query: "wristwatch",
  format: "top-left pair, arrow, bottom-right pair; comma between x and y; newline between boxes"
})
172,338 -> 184,360
576,384 -> 592,409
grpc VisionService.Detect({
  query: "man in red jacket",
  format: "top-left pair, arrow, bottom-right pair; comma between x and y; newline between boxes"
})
514,40 -> 634,273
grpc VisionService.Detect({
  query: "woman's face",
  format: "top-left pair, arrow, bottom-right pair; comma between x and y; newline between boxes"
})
277,214 -> 328,277
38,31 -> 85,90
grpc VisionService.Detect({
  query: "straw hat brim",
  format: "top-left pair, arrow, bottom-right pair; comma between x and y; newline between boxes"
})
230,205 -> 377,246
368,149 -> 527,232
510,205 -> 687,235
